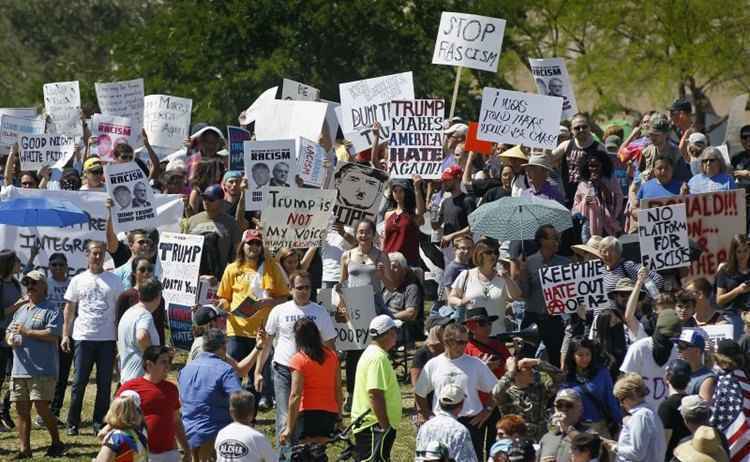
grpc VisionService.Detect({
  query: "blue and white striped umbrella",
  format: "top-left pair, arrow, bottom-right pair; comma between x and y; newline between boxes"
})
468,196 -> 573,241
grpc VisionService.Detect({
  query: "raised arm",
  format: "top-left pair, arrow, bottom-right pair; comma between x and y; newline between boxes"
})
141,129 -> 162,180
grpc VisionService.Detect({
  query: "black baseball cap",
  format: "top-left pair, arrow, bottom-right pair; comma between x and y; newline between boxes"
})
193,305 -> 226,326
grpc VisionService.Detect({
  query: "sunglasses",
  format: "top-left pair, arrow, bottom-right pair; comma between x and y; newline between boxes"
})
23,279 -> 38,287
137,266 -> 154,273
702,158 -> 719,163
89,169 -> 104,175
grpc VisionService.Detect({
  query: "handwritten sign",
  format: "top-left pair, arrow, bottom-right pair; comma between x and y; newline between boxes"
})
539,260 -> 608,315
339,72 -> 414,134
281,78 -> 320,101
262,188 -> 336,249
18,134 -> 76,171
243,140 -> 296,211
638,204 -> 690,271
43,81 -> 82,136
1,114 -> 44,151
332,162 -> 387,226
227,126 -> 251,171
91,114 -> 134,161
319,286 -> 377,351
297,137 -> 327,187
432,12 -> 506,72
104,161 -> 157,232
643,190 -> 747,281
334,106 -> 379,154
158,232 -> 204,306
143,94 -> 192,152
529,58 -> 578,119
478,87 -> 562,150
95,78 -> 144,146
388,99 -> 445,179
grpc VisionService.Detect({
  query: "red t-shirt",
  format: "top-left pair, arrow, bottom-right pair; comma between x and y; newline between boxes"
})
117,377 -> 180,454
465,339 -> 510,404
288,347 -> 339,414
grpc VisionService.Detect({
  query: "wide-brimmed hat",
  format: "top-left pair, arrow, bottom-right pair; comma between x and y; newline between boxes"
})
607,278 -> 646,299
522,154 -> 554,172
498,145 -> 528,161
572,235 -> 603,259
463,307 -> 499,324
673,426 -> 729,462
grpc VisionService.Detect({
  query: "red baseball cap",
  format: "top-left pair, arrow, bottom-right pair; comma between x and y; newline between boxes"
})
441,164 -> 463,181
242,229 -> 262,243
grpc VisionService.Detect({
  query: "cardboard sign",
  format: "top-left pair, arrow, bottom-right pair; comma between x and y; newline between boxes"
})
43,81 -> 82,136
643,190 -> 747,281
95,78 -> 144,146
0,186 -> 184,276
1,114 -> 44,151
297,137 -> 327,187
529,58 -> 578,119
539,260 -> 608,315
227,126 -> 251,171
104,161 -> 158,232
332,162 -> 387,226
432,12 -> 506,72
334,106 -> 380,154
243,140 -> 296,211
238,86 -> 278,126
281,78 -> 320,101
478,87 -> 562,149
262,188 -> 336,249
319,286 -> 377,351
465,121 -> 493,155
91,114 -> 134,161
158,232 -> 204,306
18,134 -> 76,171
255,100 -> 328,142
699,325 -> 734,348
143,94 -> 193,151
638,204 -> 690,271
167,303 -> 193,351
339,72 -> 414,133
388,99 -> 445,179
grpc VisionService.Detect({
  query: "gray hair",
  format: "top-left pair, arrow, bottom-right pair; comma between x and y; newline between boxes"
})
680,404 -> 712,426
388,252 -> 408,269
699,147 -> 727,175
202,328 -> 226,353
599,236 -> 622,257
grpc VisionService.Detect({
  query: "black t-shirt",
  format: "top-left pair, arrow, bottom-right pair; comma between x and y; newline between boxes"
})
715,270 -> 750,312
659,393 -> 690,461
482,186 -> 511,204
438,192 -> 476,236
412,346 -> 437,371
732,150 -> 750,190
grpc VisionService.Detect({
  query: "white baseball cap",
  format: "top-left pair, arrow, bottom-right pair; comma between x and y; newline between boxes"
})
368,315 -> 402,337
688,132 -> 707,147
438,383 -> 466,405
120,390 -> 141,408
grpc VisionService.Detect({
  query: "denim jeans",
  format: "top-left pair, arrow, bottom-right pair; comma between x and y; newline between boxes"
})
226,336 -> 274,401
67,340 -> 116,427
273,362 -> 292,460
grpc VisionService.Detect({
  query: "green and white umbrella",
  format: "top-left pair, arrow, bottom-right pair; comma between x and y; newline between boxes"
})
468,196 -> 573,241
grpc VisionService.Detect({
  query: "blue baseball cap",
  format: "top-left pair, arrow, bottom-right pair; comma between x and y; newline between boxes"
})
675,329 -> 706,350
222,170 -> 242,183
201,184 -> 225,201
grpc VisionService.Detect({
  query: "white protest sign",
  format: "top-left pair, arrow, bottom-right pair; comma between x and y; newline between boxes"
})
1,115 -> 44,150
388,99 -> 445,178
432,12 -> 506,72
281,78 -> 320,101
255,100 -> 328,142
321,100 -> 341,145
319,286 -> 377,351
529,58 -> 578,119
638,204 -> 690,271
43,81 -> 82,136
262,188 -> 336,249
18,134 -> 76,171
0,186 -> 183,276
699,325 -> 734,348
334,106 -> 376,154
297,137 -> 327,187
91,114 -> 134,161
243,140 -> 296,211
539,259 -> 608,315
238,86 -> 278,126
143,94 -> 192,152
104,161 -> 158,233
332,162 -> 388,226
158,232 -> 204,306
95,78 -> 145,146
339,72 -> 414,134
478,87 -> 562,150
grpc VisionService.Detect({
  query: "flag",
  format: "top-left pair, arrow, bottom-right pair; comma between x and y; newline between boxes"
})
711,368 -> 750,462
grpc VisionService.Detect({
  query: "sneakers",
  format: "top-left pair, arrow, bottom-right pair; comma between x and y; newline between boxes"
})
66,425 -> 79,436
34,415 -> 65,429
45,442 -> 66,457
257,397 -> 273,412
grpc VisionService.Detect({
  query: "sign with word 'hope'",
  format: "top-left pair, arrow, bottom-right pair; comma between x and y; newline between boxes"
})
539,259 -> 608,315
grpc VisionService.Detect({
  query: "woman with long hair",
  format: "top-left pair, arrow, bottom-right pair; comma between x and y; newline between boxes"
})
383,176 -> 425,267
716,234 -> 750,338
573,149 -> 623,240
115,256 -> 165,345
561,337 -> 622,437
281,318 -> 341,446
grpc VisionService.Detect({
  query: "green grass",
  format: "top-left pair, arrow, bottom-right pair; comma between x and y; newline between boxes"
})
0,352 -> 418,461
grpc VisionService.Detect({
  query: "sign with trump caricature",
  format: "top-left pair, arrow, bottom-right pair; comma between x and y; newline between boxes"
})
332,162 -> 388,226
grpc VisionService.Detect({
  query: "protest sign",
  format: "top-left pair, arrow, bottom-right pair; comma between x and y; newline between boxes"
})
262,188 -> 336,249
529,58 -> 578,119
167,303 -> 193,351
539,259 -> 608,315
332,162 -> 387,226
388,99 -> 445,179
321,100 -> 341,146
643,189 -> 747,281
281,78 -> 320,101
18,134 -> 76,171
158,232 -> 204,306
0,186 -> 183,276
334,106 -> 376,154
699,325 -> 734,350
477,87 -> 562,150
43,81 -> 82,136
91,114 -> 134,161
104,161 -> 158,232
432,12 -> 506,73
227,126 -> 251,171
296,137 -> 327,187
255,100 -> 328,142
243,140 -> 296,211
638,203 -> 690,271
143,94 -> 192,152
238,86 -> 278,126
1,115 -> 44,151
339,72 -> 414,134
319,286 -> 377,351
465,121 -> 493,155
95,78 -> 145,146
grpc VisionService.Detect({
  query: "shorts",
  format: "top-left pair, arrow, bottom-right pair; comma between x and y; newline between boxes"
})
296,410 -> 338,440
149,449 -> 181,462
10,376 -> 57,402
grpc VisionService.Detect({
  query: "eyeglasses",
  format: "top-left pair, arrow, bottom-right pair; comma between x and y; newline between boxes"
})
294,285 -> 311,291
572,125 -> 589,132
137,266 -> 154,273
702,158 -> 719,164
89,169 -> 104,175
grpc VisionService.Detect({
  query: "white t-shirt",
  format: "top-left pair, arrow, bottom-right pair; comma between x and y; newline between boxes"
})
452,268 -> 508,334
47,277 -> 70,313
64,270 -> 124,341
620,337 -> 677,411
265,300 -> 336,367
215,422 -> 277,462
321,229 -> 353,283
415,353 -> 497,417
117,303 -> 159,382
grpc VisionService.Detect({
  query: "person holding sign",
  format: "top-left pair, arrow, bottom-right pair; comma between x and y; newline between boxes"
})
186,125 -> 226,182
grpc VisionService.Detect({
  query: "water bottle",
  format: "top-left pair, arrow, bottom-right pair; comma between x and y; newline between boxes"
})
644,279 -> 659,299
